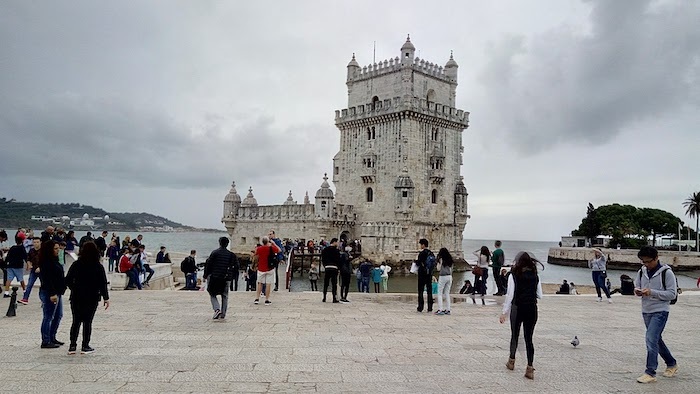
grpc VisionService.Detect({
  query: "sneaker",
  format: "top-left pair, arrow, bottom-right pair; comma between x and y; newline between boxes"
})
264,300 -> 272,305
40,343 -> 60,349
340,299 -> 350,303
67,344 -> 77,355
662,365 -> 678,378
254,299 -> 259,305
81,346 -> 95,354
444,310 -> 451,315
607,298 -> 613,304
213,309 -> 221,320
636,373 -> 656,383
52,340 -> 65,346
596,297 -> 602,302
434,310 -> 444,315
3,294 -> 10,298
332,299 -> 340,303
18,299 -> 28,305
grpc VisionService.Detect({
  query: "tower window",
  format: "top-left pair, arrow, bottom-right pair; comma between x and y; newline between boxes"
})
402,190 -> 408,198
367,127 -> 372,140
321,201 -> 327,210
366,188 -> 374,202
431,189 -> 438,204
334,166 -> 339,175
405,52 -> 409,58
371,126 -> 376,139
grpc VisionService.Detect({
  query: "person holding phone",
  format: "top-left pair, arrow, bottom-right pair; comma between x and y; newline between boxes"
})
588,248 -> 612,303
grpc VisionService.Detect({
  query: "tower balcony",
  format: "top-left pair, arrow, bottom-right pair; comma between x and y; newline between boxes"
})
429,169 -> 445,183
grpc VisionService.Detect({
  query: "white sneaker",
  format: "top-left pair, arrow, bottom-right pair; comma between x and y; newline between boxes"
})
596,297 -> 602,302
607,298 -> 613,304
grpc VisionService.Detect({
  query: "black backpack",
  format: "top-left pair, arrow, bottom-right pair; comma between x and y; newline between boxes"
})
638,267 -> 679,305
267,246 -> 278,270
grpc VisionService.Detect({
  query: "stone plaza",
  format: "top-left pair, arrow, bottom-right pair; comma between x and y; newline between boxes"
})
1,289 -> 698,393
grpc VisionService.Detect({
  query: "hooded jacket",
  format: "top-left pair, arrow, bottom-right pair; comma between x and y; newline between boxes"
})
635,263 -> 677,313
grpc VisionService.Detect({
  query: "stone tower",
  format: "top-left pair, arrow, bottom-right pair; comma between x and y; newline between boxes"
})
333,35 -> 470,260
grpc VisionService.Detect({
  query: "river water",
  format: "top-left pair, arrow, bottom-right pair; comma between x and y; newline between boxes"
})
86,232 -> 698,291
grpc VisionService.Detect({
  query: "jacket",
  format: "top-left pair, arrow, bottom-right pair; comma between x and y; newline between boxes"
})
635,263 -> 677,313
204,247 -> 237,280
39,257 -> 66,297
66,258 -> 109,303
321,246 -> 340,269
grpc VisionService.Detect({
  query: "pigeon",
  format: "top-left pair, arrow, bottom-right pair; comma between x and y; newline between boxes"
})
571,336 -> 580,348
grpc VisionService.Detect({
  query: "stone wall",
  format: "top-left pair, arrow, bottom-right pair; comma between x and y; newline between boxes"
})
548,247 -> 700,271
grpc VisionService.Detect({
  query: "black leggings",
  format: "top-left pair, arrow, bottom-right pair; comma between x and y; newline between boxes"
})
70,300 -> 98,347
509,304 -> 538,366
323,268 -> 338,300
340,273 -> 351,300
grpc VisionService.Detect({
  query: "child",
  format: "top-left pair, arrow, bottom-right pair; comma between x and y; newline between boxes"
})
309,263 -> 319,291
569,282 -> 578,295
372,264 -> 383,293
431,276 -> 438,302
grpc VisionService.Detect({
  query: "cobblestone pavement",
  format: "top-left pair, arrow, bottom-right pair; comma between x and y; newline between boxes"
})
1,289 -> 698,393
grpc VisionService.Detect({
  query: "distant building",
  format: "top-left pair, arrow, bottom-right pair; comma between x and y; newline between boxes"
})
222,36 -> 470,262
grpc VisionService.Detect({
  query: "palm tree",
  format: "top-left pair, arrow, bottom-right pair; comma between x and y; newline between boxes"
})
683,192 -> 700,252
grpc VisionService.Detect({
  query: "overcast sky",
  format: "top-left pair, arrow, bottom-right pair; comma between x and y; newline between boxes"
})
1,0 -> 698,241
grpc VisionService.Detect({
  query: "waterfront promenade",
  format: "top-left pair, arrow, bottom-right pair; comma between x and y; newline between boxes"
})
2,290 -> 698,393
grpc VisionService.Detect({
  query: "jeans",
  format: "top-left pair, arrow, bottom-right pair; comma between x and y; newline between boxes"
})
39,290 -> 63,345
340,272 -> 351,300
143,264 -> 155,283
210,281 -> 230,317
108,258 -> 117,272
417,274 -> 433,312
185,272 -> 197,289
70,300 -> 98,347
592,271 -> 611,298
361,277 -> 370,293
127,269 -> 142,289
492,267 -> 505,294
323,268 -> 338,300
643,311 -> 676,376
23,270 -> 39,300
437,275 -> 452,311
509,304 -> 538,366
356,276 -> 362,292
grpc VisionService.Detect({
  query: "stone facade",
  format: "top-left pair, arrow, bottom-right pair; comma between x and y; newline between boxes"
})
222,36 -> 470,262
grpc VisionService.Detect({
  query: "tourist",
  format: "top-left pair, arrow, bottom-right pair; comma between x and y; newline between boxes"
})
339,246 -> 352,303
130,234 -> 143,248
0,230 -> 8,287
499,268 -> 510,292
65,230 -> 78,253
139,244 -> 155,286
634,246 -> 678,383
611,274 -> 635,295
122,236 -> 131,249
588,248 -> 612,303
106,241 -> 119,272
38,240 -> 67,349
19,237 -> 42,304
379,260 -> 391,292
435,247 -> 454,315
459,280 -> 474,294
555,279 -> 570,295
65,241 -> 110,354
40,226 -> 55,243
204,237 -> 238,319
492,240 -> 506,296
78,231 -> 93,248
269,230 -> 285,291
254,236 -> 281,305
321,238 -> 340,303
94,231 -> 108,259
245,262 -> 257,291
472,246 -> 491,296
4,235 -> 27,298
569,282 -> 578,295
156,246 -> 167,264
359,259 -> 372,293
500,251 -> 543,380
415,238 -> 434,313
181,250 -> 198,290
120,248 -> 141,290
308,262 -> 319,291
355,266 -> 362,292
371,263 -> 383,293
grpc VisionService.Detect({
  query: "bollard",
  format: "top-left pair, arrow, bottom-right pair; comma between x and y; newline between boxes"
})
6,286 -> 18,317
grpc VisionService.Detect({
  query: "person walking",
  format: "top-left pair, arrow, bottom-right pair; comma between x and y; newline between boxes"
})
472,246 -> 491,296
253,236 -> 281,305
492,241 -> 506,296
500,251 -> 542,380
416,239 -> 434,313
634,246 -> 678,383
65,241 -> 110,354
19,237 -> 42,304
435,248 -> 454,315
321,238 -> 340,303
204,237 -> 238,320
589,248 -> 612,303
38,240 -> 67,349
339,247 -> 352,303
4,235 -> 27,298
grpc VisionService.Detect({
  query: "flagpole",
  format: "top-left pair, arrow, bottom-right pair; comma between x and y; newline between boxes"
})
678,222 -> 681,251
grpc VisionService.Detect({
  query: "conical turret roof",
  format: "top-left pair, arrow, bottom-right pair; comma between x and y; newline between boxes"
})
241,187 -> 258,207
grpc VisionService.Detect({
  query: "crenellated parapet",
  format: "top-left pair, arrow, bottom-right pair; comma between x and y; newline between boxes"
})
226,202 -> 355,222
349,56 -> 454,84
335,96 -> 469,128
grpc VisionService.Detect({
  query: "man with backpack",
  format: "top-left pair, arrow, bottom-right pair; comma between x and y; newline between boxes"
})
204,237 -> 238,320
253,236 -> 281,305
634,246 -> 679,384
181,250 -> 198,290
416,238 -> 435,313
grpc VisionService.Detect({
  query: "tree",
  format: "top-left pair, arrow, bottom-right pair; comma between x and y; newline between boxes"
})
683,192 -> 700,252
636,208 -> 683,246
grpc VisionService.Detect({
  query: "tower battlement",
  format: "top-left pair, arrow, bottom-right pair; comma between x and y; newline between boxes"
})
334,97 -> 469,127
349,56 -> 454,84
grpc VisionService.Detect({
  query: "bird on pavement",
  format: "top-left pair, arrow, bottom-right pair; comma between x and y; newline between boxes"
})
571,336 -> 580,348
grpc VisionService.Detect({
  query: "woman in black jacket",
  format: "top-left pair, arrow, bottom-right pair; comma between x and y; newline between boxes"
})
65,241 -> 110,354
38,240 -> 67,348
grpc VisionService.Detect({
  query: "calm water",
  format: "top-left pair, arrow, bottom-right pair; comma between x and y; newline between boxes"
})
45,232 -> 695,290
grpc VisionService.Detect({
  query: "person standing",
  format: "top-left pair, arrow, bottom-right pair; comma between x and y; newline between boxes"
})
106,241 -> 119,272
321,238 -> 340,303
204,237 -> 237,320
253,236 -> 281,305
4,235 -> 27,298
308,263 -> 319,291
94,231 -> 108,260
78,231 -> 94,248
416,239 -> 434,313
379,261 -> 391,293
181,250 -> 198,290
38,240 -> 67,348
65,241 -> 110,354
371,264 -> 383,293
492,241 -> 506,296
269,230 -> 284,291
339,247 -> 352,303
435,248 -> 454,315
500,251 -> 542,380
359,259 -> 372,293
588,248 -> 612,303
472,246 -> 491,296
634,246 -> 678,383
19,237 -> 42,304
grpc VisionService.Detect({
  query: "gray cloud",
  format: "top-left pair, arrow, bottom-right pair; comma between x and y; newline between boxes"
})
479,0 -> 700,153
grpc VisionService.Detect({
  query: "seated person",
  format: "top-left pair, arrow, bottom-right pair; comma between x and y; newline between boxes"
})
556,279 -> 570,294
611,274 -> 635,295
459,280 -> 474,294
569,282 -> 578,295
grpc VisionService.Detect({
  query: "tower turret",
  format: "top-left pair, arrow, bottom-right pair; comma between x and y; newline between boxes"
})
400,34 -> 415,65
223,181 -> 241,218
240,187 -> 258,207
445,51 -> 458,82
314,173 -> 335,219
347,53 -> 360,81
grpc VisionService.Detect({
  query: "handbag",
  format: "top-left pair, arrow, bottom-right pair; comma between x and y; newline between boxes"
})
472,266 -> 482,276
410,262 -> 418,274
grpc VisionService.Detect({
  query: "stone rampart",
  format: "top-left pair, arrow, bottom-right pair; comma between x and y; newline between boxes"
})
548,247 -> 700,271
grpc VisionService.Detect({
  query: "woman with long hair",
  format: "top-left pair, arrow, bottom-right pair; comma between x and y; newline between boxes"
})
38,240 -> 67,348
472,246 -> 491,295
435,248 -> 454,315
65,241 -> 110,354
65,231 -> 78,252
499,251 -> 542,380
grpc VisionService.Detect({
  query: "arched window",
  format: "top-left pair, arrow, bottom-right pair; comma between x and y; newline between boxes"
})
367,127 -> 372,140
366,188 -> 374,202
371,96 -> 380,110
371,126 -> 376,139
431,189 -> 438,204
